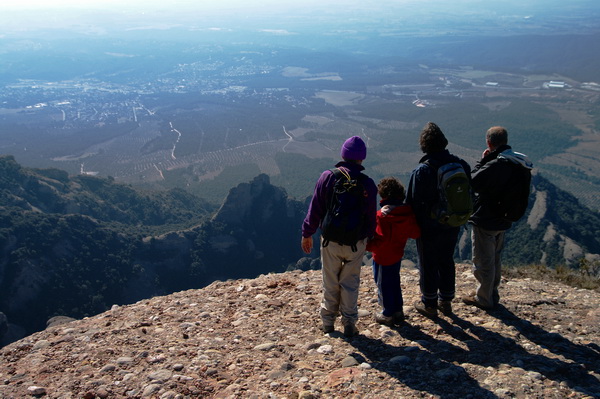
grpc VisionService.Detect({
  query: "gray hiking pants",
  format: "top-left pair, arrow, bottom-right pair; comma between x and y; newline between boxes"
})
320,238 -> 367,327
471,225 -> 505,308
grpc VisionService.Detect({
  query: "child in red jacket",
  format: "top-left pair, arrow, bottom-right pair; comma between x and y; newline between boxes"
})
367,177 -> 421,326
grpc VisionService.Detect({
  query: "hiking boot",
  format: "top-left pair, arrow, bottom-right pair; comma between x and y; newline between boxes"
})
462,294 -> 492,310
343,324 -> 359,337
438,300 -> 453,315
392,311 -> 405,326
321,324 -> 335,334
374,312 -> 394,326
414,300 -> 438,318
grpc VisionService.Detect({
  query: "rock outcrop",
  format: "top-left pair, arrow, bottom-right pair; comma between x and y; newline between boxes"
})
0,263 -> 598,399
212,174 -> 288,227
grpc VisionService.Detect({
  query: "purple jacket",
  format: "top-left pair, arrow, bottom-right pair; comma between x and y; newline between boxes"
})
302,161 -> 377,241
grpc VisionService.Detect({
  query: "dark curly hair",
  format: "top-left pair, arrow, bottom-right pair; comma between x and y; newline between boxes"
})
377,177 -> 405,202
419,122 -> 448,154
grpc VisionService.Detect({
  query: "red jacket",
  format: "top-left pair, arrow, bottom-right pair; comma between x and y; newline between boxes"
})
366,203 -> 420,266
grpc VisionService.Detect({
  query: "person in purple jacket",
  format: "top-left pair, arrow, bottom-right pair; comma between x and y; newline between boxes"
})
301,136 -> 377,337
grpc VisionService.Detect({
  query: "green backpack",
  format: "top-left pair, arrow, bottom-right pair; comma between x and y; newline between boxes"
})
425,160 -> 473,227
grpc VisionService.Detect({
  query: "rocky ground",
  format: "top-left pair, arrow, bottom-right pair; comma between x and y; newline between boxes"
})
0,263 -> 599,399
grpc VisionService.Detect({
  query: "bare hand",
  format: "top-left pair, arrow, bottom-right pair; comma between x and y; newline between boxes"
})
482,148 -> 491,158
301,236 -> 313,254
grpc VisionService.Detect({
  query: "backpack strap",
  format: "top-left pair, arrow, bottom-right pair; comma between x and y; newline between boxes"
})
326,168 -> 345,209
423,158 -> 436,168
336,167 -> 352,181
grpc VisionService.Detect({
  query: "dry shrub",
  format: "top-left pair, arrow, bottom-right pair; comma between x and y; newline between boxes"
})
505,262 -> 600,291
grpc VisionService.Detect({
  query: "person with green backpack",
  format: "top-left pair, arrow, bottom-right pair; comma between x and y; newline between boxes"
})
407,122 -> 472,318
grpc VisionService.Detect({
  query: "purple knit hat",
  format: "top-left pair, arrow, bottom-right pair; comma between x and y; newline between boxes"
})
340,136 -> 367,160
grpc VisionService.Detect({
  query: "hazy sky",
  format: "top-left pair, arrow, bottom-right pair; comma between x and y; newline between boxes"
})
2,0 -> 599,37
0,0 -> 340,34
0,0 -> 350,25
2,0 -> 208,8
0,0 -> 312,11
3,0 -> 600,14
2,0 -> 134,9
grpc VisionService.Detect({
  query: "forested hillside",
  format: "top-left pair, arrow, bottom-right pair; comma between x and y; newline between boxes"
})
0,155 -> 215,341
0,157 -> 307,345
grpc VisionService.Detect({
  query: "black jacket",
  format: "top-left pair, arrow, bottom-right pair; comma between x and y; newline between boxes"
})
470,144 -> 531,231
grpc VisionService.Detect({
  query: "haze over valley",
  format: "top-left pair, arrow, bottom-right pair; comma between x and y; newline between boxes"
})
1,0 -> 600,209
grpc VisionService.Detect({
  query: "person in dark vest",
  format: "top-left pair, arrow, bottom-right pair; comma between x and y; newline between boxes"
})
301,136 -> 377,337
463,126 -> 533,310
407,122 -> 471,318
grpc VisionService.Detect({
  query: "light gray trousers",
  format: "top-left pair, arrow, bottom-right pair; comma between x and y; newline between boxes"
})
320,238 -> 366,327
471,225 -> 506,308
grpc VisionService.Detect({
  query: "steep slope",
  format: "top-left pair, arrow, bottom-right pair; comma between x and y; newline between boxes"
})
0,264 -> 598,398
502,173 -> 600,267
454,173 -> 600,268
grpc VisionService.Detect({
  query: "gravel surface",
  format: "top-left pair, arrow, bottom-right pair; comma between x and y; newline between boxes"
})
1,263 -> 599,399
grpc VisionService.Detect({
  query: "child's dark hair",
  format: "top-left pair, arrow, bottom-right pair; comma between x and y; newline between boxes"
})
377,177 -> 405,202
